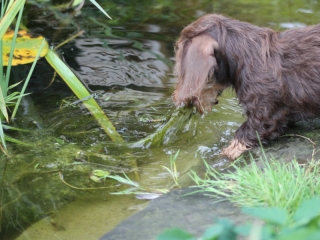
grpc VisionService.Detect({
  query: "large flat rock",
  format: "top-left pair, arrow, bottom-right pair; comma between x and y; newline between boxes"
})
100,188 -> 251,240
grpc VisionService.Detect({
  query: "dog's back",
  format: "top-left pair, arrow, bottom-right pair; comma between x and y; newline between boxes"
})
277,24 -> 320,116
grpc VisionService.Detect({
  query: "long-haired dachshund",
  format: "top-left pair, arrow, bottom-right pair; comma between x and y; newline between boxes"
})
173,14 -> 320,160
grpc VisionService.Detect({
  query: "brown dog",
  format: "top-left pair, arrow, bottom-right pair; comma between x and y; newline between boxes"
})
173,14 -> 320,160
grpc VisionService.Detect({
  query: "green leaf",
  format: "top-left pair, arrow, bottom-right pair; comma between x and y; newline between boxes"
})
235,224 -> 274,239
156,228 -> 195,240
7,80 -> 23,90
276,229 -> 320,240
242,207 -> 288,225
71,0 -> 84,7
106,174 -> 139,187
2,30 -> 49,66
92,169 -> 110,178
215,219 -> 237,240
293,198 -> 320,226
234,224 -> 251,236
2,124 -> 30,132
5,134 -> 31,146
201,224 -> 223,240
89,175 -> 101,183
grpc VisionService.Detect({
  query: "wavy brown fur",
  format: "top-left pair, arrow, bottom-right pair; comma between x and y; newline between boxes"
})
173,14 -> 320,159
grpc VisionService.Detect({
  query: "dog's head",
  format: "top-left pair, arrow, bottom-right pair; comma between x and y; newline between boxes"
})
173,33 -> 226,114
172,82 -> 224,114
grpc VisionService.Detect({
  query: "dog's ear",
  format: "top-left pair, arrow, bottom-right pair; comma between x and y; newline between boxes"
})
173,34 -> 219,106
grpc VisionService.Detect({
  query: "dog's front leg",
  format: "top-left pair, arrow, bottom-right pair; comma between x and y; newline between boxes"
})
221,118 -> 255,160
221,106 -> 289,160
221,138 -> 249,160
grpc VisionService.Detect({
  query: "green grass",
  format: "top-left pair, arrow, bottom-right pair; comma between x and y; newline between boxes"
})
0,0 -> 26,152
190,153 -> 320,214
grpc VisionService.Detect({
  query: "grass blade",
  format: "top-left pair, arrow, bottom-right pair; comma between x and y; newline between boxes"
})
5,134 -> 31,145
0,85 -> 8,121
0,120 -> 6,150
11,39 -> 46,119
5,3 -> 24,86
89,0 -> 112,19
0,0 -> 26,39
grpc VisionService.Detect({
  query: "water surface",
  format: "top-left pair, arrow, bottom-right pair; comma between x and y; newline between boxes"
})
1,0 -> 320,239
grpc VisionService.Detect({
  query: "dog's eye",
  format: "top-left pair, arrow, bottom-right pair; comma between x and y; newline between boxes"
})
207,78 -> 214,84
207,69 -> 216,82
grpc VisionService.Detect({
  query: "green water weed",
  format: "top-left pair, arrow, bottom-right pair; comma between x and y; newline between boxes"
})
162,150 -> 181,188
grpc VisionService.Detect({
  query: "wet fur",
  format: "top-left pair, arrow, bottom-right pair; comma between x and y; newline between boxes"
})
173,14 -> 320,159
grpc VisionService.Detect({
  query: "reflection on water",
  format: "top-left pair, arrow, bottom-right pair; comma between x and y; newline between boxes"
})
73,38 -> 169,88
2,0 -> 320,239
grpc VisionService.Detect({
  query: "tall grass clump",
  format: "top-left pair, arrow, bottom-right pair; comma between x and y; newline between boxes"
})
190,153 -> 320,214
0,0 -> 27,152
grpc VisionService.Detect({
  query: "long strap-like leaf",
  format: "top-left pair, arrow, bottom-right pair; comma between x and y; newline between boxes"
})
45,49 -> 124,143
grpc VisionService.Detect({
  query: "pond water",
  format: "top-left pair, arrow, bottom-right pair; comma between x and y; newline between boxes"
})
1,0 -> 320,239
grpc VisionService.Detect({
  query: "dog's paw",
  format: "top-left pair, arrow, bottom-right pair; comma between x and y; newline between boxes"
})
221,139 -> 249,160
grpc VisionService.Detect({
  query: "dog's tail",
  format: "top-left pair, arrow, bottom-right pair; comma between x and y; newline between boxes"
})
173,34 -> 219,107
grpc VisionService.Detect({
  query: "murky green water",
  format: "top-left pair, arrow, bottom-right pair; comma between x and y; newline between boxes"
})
1,0 -> 320,239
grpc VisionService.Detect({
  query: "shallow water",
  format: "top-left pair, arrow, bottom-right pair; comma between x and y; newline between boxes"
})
1,0 -> 320,239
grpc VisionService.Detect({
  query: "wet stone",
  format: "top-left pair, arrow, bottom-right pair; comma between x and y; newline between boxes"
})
100,188 -> 252,240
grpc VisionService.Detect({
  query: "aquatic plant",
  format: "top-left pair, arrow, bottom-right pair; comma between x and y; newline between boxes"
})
61,150 -> 184,198
132,107 -> 195,148
86,150 -> 183,198
161,149 -> 181,188
0,0 -> 124,152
